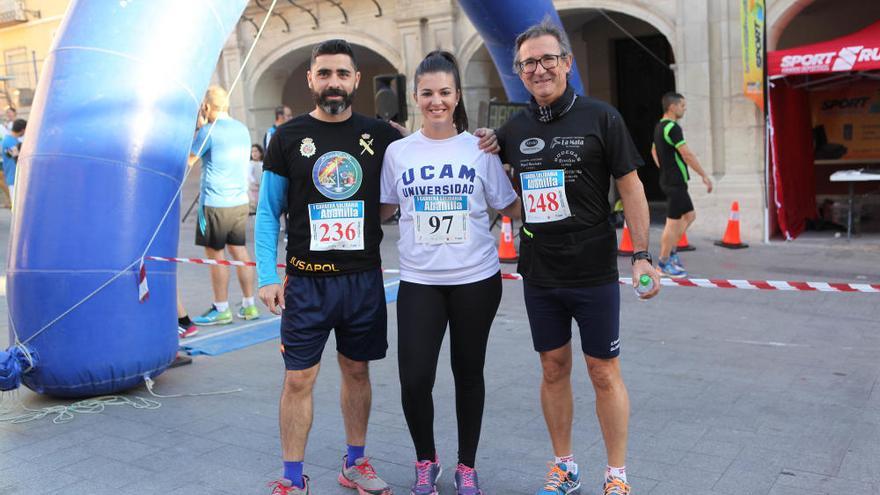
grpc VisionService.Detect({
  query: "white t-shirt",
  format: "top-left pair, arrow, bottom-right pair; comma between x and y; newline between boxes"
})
381,130 -> 518,285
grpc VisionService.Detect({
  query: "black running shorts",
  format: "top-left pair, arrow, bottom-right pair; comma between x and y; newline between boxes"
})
662,186 -> 694,220
195,204 -> 248,250
523,280 -> 621,358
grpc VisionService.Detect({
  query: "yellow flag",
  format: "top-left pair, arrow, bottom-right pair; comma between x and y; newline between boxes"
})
741,0 -> 765,111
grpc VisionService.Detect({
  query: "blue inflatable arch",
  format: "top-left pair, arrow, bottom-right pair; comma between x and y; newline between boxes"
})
2,0 -> 248,398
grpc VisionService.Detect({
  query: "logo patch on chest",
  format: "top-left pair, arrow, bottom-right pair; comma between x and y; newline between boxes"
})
312,151 -> 363,200
300,137 -> 316,158
519,137 -> 545,155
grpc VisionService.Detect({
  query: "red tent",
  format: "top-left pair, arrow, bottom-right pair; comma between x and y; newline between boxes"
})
767,21 -> 880,239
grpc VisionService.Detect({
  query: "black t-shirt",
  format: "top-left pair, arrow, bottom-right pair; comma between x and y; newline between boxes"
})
653,119 -> 689,189
497,95 -> 643,287
263,112 -> 401,276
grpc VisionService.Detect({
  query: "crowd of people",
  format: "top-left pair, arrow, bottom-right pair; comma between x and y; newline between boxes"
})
176,17 -> 717,495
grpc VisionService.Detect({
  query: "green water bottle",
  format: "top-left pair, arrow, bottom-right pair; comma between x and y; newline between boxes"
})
634,274 -> 654,297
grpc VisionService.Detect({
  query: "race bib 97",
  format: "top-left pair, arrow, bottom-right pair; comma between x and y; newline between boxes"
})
308,200 -> 365,251
413,195 -> 469,244
520,170 -> 571,223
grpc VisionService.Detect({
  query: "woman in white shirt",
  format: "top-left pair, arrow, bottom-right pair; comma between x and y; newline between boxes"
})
381,50 -> 520,495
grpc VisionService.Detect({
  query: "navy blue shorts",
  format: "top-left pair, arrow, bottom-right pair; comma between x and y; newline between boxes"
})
280,269 -> 388,370
523,280 -> 621,358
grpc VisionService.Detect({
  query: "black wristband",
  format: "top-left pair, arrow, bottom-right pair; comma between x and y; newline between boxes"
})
631,250 -> 652,265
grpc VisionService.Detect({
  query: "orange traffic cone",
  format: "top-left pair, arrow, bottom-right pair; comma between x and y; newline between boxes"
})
714,201 -> 749,249
498,216 -> 518,263
618,221 -> 634,256
677,232 -> 695,251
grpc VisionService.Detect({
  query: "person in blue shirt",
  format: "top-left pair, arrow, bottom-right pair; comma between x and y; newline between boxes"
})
1,118 -> 25,207
188,86 -> 259,325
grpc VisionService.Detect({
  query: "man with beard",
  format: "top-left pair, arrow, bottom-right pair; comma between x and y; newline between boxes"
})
257,39 -> 499,495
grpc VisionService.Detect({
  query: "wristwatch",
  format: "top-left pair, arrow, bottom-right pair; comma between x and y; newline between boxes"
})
631,250 -> 652,265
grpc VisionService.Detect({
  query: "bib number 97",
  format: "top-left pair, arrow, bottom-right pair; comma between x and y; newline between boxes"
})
428,215 -> 454,234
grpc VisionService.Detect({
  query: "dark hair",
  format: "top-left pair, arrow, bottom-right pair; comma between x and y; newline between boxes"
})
311,39 -> 358,70
661,92 -> 685,112
274,106 -> 287,119
414,50 -> 469,133
513,17 -> 573,72
251,143 -> 264,160
11,119 -> 26,133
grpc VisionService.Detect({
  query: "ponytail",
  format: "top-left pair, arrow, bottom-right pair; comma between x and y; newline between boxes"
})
414,50 -> 469,133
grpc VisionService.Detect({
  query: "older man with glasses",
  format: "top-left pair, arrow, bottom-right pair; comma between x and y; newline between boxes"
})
495,19 -> 660,495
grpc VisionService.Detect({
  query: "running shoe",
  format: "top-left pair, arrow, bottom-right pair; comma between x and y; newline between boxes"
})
603,476 -> 630,495
669,252 -> 684,270
536,462 -> 580,495
237,304 -> 261,320
193,306 -> 233,326
177,323 -> 198,339
658,259 -> 687,279
269,475 -> 310,494
411,459 -> 442,495
454,463 -> 483,495
338,456 -> 392,494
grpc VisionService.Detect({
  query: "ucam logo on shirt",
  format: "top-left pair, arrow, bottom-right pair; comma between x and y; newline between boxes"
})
780,45 -> 880,74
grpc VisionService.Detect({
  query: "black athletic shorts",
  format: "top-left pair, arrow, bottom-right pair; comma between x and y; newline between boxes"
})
195,204 -> 248,250
523,280 -> 621,358
662,186 -> 694,220
279,269 -> 387,370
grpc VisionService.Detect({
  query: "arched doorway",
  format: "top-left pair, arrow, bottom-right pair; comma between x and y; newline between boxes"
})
773,0 -> 880,50
559,9 -> 675,201
460,7 -> 675,201
249,36 -> 401,140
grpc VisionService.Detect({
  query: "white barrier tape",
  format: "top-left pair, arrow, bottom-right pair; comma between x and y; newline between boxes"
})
145,257 -> 879,293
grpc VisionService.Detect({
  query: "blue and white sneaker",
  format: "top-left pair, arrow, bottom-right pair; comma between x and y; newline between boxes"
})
411,459 -> 442,495
659,259 -> 687,279
536,462 -> 580,495
192,305 -> 233,326
669,252 -> 684,270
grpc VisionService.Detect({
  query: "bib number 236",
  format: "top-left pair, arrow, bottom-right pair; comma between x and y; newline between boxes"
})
308,200 -> 365,251
520,170 -> 571,223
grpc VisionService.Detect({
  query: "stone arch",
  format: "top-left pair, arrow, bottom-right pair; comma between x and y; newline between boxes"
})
247,30 -> 403,100
243,29 -> 403,137
767,0 -> 815,50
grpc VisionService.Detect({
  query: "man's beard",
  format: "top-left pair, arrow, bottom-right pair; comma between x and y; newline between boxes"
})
314,87 -> 354,115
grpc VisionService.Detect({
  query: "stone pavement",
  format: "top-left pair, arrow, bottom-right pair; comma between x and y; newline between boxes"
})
1,190 -> 879,494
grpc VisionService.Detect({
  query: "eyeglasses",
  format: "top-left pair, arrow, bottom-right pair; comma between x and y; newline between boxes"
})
516,54 -> 566,74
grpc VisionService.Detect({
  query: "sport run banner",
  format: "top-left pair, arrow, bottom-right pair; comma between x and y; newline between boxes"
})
810,81 -> 880,160
740,0 -> 765,111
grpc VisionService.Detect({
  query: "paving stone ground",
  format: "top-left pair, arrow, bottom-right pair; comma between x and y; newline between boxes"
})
1,181 -> 878,494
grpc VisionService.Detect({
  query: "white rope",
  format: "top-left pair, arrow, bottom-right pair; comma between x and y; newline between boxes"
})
143,375 -> 242,398
0,390 -> 161,425
0,375 -> 244,424
9,1 -> 278,351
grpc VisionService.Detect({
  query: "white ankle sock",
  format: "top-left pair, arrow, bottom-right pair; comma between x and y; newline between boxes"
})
242,296 -> 255,307
555,455 -> 577,474
214,301 -> 229,312
606,465 -> 626,482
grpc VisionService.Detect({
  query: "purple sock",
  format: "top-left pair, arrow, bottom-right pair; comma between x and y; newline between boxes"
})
346,444 -> 365,467
283,461 -> 303,488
